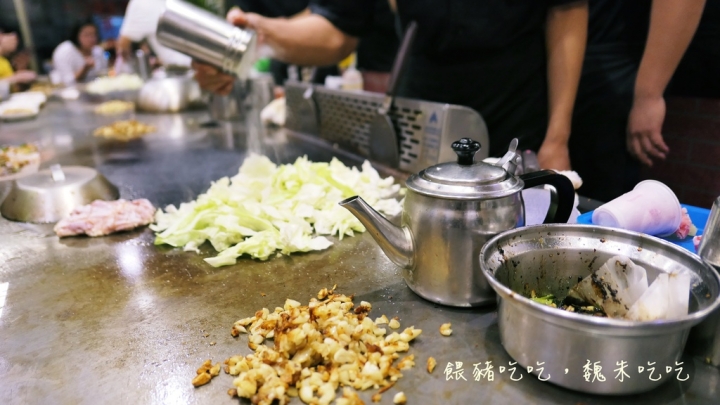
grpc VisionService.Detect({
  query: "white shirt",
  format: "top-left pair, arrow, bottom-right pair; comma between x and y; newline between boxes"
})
52,41 -> 108,85
119,0 -> 192,67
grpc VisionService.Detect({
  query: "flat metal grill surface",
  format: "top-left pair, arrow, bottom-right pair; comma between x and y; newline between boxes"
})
286,83 -> 433,172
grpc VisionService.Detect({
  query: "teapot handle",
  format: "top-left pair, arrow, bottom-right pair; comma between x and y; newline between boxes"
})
519,170 -> 575,224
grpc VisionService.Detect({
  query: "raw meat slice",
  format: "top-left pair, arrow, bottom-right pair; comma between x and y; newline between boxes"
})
54,199 -> 155,237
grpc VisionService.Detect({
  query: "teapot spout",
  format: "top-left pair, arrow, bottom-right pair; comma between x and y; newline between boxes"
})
339,196 -> 414,268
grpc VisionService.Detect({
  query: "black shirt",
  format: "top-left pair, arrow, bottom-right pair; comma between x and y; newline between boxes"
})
587,0 -> 651,48
355,0 -> 399,72
228,0 -> 399,75
569,1 -> 651,202
230,0 -> 308,18
311,0 -> 584,156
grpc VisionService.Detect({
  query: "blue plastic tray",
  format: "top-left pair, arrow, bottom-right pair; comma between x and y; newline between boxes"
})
576,204 -> 710,252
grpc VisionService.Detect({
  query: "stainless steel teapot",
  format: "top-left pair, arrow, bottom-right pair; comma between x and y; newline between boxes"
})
340,138 -> 575,307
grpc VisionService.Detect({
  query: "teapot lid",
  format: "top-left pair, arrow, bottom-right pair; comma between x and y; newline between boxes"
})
405,138 -> 523,200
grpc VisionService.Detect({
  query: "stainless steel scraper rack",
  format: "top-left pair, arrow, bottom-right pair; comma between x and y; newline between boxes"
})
284,81 -> 489,173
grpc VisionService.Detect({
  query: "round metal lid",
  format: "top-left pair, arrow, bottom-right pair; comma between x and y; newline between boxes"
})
15,165 -> 98,191
1,165 -> 119,223
405,138 -> 524,200
422,160 -> 507,185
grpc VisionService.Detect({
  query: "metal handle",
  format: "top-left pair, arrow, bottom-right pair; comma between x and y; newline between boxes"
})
519,170 -> 575,224
494,138 -> 521,174
451,138 -> 481,166
381,21 -> 418,113
50,164 -> 65,182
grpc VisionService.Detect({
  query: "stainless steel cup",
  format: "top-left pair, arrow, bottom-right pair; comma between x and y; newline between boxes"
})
688,196 -> 720,367
698,197 -> 720,268
157,0 -> 257,78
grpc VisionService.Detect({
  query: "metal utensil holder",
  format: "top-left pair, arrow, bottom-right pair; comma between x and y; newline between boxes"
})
284,81 -> 489,173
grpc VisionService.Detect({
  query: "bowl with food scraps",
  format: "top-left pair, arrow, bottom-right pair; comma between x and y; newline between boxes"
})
479,224 -> 720,395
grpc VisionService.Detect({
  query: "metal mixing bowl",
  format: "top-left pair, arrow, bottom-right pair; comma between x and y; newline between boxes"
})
479,224 -> 720,395
137,75 -> 202,113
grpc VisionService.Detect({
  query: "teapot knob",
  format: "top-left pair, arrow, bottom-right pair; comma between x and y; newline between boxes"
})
451,138 -> 481,166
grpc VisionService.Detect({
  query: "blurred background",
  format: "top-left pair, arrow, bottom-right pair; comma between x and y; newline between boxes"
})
0,0 -> 719,207
0,0 -> 225,73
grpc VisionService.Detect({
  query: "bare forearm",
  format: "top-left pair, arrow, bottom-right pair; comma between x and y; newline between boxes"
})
256,14 -> 358,66
545,1 -> 588,144
635,0 -> 706,98
116,36 -> 133,58
75,65 -> 90,82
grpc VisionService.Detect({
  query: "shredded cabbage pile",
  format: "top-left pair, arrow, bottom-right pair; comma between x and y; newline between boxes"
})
151,154 -> 403,267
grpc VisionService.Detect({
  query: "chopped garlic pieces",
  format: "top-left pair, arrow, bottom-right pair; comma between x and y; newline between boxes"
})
192,359 -> 221,387
196,289 -> 422,405
375,314 -> 389,325
426,357 -> 437,373
439,323 -> 452,336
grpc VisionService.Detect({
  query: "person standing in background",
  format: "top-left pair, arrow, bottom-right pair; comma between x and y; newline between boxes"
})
570,0 -> 707,202
0,29 -> 36,86
353,0 -> 400,92
115,0 -> 192,75
195,0 -> 589,164
52,20 -> 108,85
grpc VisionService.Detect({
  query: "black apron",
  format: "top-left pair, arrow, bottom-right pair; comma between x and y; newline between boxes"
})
570,0 -> 651,202
570,44 -> 643,203
309,0 -> 582,157
398,37 -> 548,158
393,0 -> 554,157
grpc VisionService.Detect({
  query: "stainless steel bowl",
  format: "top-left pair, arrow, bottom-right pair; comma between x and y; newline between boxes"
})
479,224 -> 720,395
79,87 -> 141,104
137,76 -> 202,113
1,165 -> 119,223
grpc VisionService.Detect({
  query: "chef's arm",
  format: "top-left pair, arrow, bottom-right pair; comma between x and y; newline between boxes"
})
195,7 -> 361,94
627,0 -> 706,166
635,0 -> 705,100
544,2 -> 588,149
538,1 -> 588,170
244,12 -> 358,66
116,36 -> 133,60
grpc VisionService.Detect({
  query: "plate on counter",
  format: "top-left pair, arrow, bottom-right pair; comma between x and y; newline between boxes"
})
0,108 -> 39,122
0,99 -> 41,122
577,204 -> 710,252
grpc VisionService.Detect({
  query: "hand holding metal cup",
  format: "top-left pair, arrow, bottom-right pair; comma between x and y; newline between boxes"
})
157,0 -> 258,95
